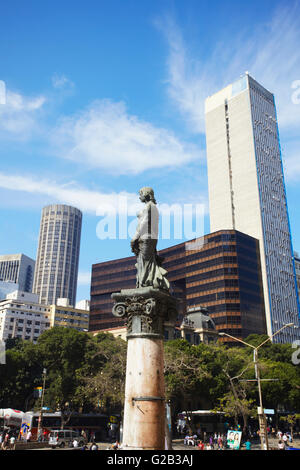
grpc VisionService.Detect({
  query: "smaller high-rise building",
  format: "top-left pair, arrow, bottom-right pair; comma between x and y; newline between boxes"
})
33,204 -> 82,307
0,254 -> 35,293
0,291 -> 90,343
49,298 -> 89,332
0,290 -> 51,343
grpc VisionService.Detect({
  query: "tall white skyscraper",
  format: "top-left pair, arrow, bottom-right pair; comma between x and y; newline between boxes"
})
33,204 -> 82,306
205,73 -> 300,343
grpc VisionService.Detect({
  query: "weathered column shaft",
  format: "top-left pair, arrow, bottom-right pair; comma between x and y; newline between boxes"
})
122,337 -> 165,450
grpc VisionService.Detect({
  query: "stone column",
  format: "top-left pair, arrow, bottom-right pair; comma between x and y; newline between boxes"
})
112,287 -> 177,450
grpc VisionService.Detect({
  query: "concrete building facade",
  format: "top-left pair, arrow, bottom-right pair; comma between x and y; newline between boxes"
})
49,299 -> 89,332
205,74 -> 300,342
0,291 -> 90,343
0,291 -> 51,343
33,204 -> 82,307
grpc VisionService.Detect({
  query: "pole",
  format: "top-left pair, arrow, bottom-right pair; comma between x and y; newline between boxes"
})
219,326 -> 293,451
254,349 -> 269,450
37,368 -> 46,441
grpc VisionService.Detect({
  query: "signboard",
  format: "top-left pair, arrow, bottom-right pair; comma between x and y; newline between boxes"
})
109,415 -> 118,424
34,387 -> 42,398
264,409 -> 275,415
227,430 -> 242,450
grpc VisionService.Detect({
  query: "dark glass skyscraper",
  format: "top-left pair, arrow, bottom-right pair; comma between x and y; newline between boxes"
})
90,229 -> 267,342
33,204 -> 82,306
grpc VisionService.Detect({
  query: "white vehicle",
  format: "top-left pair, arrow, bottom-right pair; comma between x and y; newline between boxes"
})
49,429 -> 85,449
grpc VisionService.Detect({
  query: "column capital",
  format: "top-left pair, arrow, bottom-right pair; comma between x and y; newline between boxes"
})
112,287 -> 177,339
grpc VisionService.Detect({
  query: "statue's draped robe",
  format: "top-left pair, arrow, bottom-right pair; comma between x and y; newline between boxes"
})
134,202 -> 169,291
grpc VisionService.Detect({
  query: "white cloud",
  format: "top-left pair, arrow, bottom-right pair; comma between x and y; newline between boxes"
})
77,271 -> 91,286
0,88 -> 46,139
0,79 -> 201,175
156,16 -> 215,134
159,4 -> 300,135
282,139 -> 300,183
0,171 -> 209,230
0,172 -> 139,214
52,73 -> 74,90
51,99 -> 199,174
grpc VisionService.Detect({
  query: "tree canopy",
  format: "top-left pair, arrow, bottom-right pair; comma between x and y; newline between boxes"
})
0,330 -> 299,429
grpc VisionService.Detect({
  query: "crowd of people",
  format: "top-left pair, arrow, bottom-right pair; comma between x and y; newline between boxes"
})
0,426 -> 40,450
182,427 -> 296,450
276,430 -> 293,450
183,431 -> 227,450
0,430 -> 17,450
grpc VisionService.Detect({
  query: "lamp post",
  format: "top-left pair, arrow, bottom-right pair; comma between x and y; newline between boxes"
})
219,323 -> 293,450
37,368 -> 47,441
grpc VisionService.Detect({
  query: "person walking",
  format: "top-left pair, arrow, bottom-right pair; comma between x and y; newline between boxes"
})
197,440 -> 205,450
90,442 -> 98,450
26,429 -> 32,443
282,433 -> 288,448
278,440 -> 285,450
73,438 -> 79,448
217,435 -> 223,450
111,440 -> 120,450
2,432 -> 9,450
9,435 -> 16,450
245,439 -> 251,450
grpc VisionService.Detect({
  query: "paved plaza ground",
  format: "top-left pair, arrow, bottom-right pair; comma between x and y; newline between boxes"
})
65,436 -> 300,451
4,435 -> 300,451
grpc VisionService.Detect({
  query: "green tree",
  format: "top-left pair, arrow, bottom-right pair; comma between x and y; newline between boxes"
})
0,339 -> 43,410
75,332 -> 127,413
36,327 -> 89,426
280,414 -> 300,439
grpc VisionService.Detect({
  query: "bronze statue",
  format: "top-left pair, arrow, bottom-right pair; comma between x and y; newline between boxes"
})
130,187 -> 169,291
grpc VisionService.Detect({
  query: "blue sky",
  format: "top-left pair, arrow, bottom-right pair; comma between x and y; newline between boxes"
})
1,0 -> 300,302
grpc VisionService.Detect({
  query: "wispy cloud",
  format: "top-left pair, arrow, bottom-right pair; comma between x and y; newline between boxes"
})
52,73 -> 74,90
0,88 -> 46,139
158,3 -> 300,135
77,271 -> 91,286
155,16 -> 215,134
51,99 -> 199,174
282,139 -> 300,183
0,79 -> 201,175
0,172 -> 139,214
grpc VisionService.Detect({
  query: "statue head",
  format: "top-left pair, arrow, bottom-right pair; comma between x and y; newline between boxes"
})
139,187 -> 157,204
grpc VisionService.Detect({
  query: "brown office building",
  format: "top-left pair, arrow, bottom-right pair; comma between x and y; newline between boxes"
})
90,230 -> 266,341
